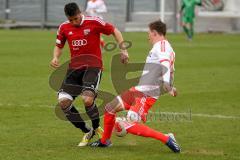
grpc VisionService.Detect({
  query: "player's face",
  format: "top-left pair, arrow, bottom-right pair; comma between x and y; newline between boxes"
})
68,14 -> 82,27
148,29 -> 154,44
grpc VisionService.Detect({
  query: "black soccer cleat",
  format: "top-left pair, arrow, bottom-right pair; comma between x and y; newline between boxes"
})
89,139 -> 112,148
165,133 -> 181,153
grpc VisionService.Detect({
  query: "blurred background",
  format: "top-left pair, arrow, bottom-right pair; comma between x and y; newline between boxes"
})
0,0 -> 240,32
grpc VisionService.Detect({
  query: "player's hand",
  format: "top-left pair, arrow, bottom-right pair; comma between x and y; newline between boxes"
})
163,83 -> 177,97
169,87 -> 177,97
50,57 -> 60,68
120,50 -> 129,64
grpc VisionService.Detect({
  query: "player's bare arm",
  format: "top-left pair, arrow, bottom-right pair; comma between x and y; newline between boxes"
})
50,46 -> 63,68
177,2 -> 185,18
112,28 -> 129,64
163,83 -> 177,97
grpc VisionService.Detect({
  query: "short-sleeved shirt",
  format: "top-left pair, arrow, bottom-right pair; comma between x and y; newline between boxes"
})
56,15 -> 115,69
135,40 -> 175,99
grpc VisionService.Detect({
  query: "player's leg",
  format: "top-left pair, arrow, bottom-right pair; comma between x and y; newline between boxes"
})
126,116 -> 180,152
182,16 -> 194,40
77,89 -> 98,146
121,95 -> 180,152
81,90 -> 100,130
90,88 -> 136,147
100,87 -> 139,144
58,92 -> 91,133
103,97 -> 125,141
90,97 -> 124,147
183,24 -> 190,38
58,69 -> 91,133
124,96 -> 168,144
81,68 -> 102,137
59,69 -> 95,147
182,16 -> 190,38
189,20 -> 194,40
120,118 -> 181,152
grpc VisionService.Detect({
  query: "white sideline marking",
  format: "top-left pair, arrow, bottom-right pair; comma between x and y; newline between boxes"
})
155,111 -> 240,120
0,103 -> 239,120
191,113 -> 239,119
0,103 -> 54,109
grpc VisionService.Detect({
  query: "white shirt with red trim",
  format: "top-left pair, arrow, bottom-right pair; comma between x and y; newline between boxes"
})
135,40 -> 175,99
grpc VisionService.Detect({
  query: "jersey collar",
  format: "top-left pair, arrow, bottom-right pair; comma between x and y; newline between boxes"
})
80,15 -> 85,26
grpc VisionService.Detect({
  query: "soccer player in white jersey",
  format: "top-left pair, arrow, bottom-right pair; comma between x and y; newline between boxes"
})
85,0 -> 107,19
90,20 -> 181,153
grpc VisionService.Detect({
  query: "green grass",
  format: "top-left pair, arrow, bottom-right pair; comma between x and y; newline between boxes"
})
0,30 -> 240,160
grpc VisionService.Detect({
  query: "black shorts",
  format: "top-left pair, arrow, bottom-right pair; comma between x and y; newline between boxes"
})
59,67 -> 102,98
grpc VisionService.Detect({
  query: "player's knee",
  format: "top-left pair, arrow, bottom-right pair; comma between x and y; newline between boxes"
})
58,98 -> 73,110
127,111 -> 141,123
81,90 -> 95,107
105,102 -> 117,114
105,97 -> 123,114
58,91 -> 73,109
82,96 -> 94,107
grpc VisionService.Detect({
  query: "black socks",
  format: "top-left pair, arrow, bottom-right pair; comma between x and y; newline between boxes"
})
63,105 -> 90,133
85,103 -> 100,130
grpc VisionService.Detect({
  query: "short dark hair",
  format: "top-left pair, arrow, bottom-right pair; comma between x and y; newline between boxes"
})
64,2 -> 81,17
148,20 -> 167,36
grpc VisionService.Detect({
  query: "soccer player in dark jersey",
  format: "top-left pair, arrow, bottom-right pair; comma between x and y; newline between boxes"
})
50,2 -> 129,146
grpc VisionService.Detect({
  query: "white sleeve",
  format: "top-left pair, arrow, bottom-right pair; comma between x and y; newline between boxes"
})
161,61 -> 171,84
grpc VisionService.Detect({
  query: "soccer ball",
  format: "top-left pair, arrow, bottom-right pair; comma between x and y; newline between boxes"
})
114,117 -> 127,137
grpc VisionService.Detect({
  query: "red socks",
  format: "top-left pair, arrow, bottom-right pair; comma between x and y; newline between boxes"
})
100,112 -> 169,144
100,112 -> 116,144
126,123 -> 169,144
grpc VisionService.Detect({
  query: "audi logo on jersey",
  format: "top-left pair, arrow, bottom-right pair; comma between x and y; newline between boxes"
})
72,39 -> 87,47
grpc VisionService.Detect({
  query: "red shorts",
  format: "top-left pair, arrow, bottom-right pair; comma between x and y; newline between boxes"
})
117,87 -> 157,122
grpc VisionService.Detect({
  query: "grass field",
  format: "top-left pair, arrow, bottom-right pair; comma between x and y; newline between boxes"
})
0,29 -> 239,160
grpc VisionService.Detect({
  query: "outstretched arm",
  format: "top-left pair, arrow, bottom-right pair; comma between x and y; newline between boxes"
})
161,61 -> 177,97
180,2 -> 185,14
177,2 -> 185,19
112,28 -> 129,64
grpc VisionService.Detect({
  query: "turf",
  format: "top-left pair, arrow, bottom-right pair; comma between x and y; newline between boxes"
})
0,29 -> 239,160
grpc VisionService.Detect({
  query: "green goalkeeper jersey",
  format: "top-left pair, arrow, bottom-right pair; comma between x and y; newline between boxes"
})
181,0 -> 201,19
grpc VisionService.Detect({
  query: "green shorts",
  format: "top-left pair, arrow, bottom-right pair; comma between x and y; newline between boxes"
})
182,16 -> 194,24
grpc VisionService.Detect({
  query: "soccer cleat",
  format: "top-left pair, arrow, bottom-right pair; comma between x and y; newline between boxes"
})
165,133 -> 181,153
89,139 -> 112,148
95,126 -> 104,139
78,128 -> 95,147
